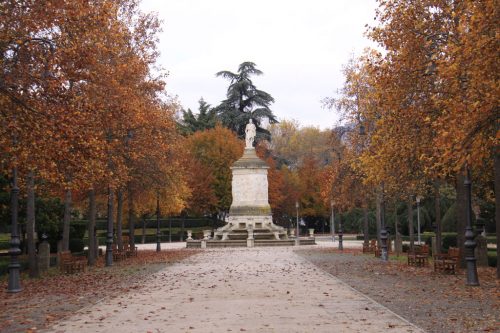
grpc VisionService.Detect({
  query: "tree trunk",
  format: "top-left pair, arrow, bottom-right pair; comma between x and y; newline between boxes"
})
434,180 -> 442,255
62,189 -> 72,251
408,196 -> 414,252
26,171 -> 38,278
116,189 -> 123,251
456,171 -> 467,268
494,149 -> 500,279
127,184 -> 135,248
375,188 -> 382,247
87,189 -> 96,266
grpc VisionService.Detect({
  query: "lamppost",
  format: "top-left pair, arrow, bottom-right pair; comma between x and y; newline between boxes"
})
7,166 -> 22,292
416,196 -> 422,244
338,212 -> 343,250
464,167 -> 479,286
380,185 -> 388,261
156,192 -> 161,252
295,201 -> 300,246
181,211 -> 186,242
330,200 -> 335,242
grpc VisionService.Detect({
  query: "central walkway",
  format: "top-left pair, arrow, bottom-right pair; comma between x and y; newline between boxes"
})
48,247 -> 424,333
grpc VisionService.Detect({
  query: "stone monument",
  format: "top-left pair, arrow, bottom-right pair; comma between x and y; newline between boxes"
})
212,119 -> 288,245
187,119 -> 314,248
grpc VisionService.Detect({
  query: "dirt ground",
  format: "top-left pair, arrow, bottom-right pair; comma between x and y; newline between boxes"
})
0,249 -> 199,333
296,247 -> 500,333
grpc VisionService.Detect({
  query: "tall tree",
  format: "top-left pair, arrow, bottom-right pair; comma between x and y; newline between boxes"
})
215,62 -> 277,142
180,98 -> 217,135
185,125 -> 244,220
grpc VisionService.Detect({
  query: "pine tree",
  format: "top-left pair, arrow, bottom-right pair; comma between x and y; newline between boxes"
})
215,62 -> 277,142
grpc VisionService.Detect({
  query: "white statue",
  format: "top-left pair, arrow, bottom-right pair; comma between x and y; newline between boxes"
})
245,119 -> 256,148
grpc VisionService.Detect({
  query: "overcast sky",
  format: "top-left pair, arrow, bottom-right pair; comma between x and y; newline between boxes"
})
140,0 -> 378,129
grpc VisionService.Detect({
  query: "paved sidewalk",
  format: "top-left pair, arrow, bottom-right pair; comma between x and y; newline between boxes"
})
47,247 -> 424,333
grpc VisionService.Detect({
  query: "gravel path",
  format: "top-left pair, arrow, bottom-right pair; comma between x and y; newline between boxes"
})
46,247 -> 424,333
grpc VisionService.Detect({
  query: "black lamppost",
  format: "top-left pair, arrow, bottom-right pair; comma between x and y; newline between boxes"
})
380,186 -> 388,261
330,200 -> 335,242
156,192 -> 161,252
416,196 -> 422,244
7,166 -> 22,293
338,211 -> 343,251
180,211 -> 186,242
105,186 -> 114,267
464,167 -> 479,286
295,201 -> 299,246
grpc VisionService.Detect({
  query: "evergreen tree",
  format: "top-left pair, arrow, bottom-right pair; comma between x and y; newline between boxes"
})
215,62 -> 277,142
179,98 -> 217,135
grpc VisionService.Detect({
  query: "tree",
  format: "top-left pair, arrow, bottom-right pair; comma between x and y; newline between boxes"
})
297,157 -> 328,228
179,98 -> 217,135
256,144 -> 286,224
215,62 -> 277,142
268,120 -> 332,169
185,126 -> 244,220
0,0 -> 184,270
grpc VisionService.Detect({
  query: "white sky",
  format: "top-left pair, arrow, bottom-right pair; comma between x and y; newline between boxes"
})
140,0 -> 378,129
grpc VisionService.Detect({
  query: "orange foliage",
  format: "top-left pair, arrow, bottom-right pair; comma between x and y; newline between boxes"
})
185,125 -> 244,216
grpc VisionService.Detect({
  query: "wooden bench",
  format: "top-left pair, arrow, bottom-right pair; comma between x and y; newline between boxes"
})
112,243 -> 127,261
59,251 -> 87,274
434,247 -> 459,274
363,239 -> 377,253
407,244 -> 429,267
123,236 -> 138,257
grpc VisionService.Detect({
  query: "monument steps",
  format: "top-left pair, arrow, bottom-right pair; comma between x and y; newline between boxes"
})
224,229 -> 288,240
186,238 -> 316,248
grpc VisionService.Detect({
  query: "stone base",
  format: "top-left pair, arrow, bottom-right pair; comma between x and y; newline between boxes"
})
213,215 -> 288,242
226,214 -> 274,230
186,238 -> 316,248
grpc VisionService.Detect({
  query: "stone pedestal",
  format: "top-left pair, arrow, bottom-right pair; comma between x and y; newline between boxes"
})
203,230 -> 211,240
187,230 -> 193,240
213,148 -> 287,245
247,226 -> 255,247
308,229 -> 315,238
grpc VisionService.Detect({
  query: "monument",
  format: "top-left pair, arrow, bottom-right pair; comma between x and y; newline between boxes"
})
213,119 -> 287,245
187,119 -> 314,248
